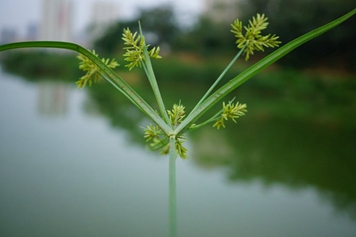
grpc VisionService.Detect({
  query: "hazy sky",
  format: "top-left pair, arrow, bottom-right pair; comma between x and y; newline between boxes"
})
0,0 -> 203,37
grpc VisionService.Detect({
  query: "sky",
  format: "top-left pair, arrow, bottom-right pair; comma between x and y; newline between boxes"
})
0,0 -> 203,38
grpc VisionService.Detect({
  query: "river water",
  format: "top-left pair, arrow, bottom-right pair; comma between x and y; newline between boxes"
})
1,67 -> 356,237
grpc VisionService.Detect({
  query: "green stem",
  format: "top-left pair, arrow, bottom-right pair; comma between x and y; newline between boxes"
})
169,136 -> 177,237
188,110 -> 222,131
190,46 -> 245,115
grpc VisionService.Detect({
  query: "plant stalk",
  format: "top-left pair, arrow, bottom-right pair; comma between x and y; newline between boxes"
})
190,46 -> 246,115
169,136 -> 177,237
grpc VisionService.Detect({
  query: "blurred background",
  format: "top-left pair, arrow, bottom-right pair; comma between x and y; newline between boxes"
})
1,1 -> 356,237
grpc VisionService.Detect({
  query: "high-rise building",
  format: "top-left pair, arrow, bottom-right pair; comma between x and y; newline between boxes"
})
40,0 -> 73,41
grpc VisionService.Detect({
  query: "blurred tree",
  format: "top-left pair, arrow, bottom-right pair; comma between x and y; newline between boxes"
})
137,5 -> 181,47
92,20 -> 137,56
239,0 -> 356,70
175,16 -> 235,55
93,1 -> 354,70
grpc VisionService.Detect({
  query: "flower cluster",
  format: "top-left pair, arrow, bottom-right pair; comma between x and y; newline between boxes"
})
231,13 -> 281,60
122,28 -> 161,70
213,101 -> 247,129
167,104 -> 185,128
143,103 -> 187,158
76,15 -> 281,158
76,50 -> 119,88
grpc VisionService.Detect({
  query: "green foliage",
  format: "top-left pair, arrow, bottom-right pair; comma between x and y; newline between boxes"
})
92,3 -> 355,70
143,103 -> 187,158
213,101 -> 248,129
0,51 -> 80,80
144,124 -> 164,142
77,50 -> 119,88
231,14 -> 281,60
92,21 -> 137,55
138,11 -> 274,157
168,104 -> 186,127
240,0 -> 356,69
136,5 -> 181,46
175,16 -> 234,55
122,28 -> 161,70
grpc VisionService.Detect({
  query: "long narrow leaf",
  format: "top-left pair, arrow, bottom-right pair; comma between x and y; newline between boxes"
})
141,44 -> 171,125
0,41 -> 172,134
175,8 -> 356,135
190,46 -> 246,115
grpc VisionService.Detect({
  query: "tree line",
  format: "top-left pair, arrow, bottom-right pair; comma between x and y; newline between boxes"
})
92,1 -> 355,70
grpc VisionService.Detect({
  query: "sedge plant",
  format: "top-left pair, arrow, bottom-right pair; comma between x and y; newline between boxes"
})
1,9 -> 355,237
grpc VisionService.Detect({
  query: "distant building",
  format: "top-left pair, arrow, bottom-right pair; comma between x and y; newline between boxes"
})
27,23 -> 38,41
39,0 -> 73,41
204,0 -> 242,23
0,28 -> 18,44
89,1 -> 119,41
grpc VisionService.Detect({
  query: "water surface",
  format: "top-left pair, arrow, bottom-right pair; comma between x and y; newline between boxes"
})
1,68 -> 355,237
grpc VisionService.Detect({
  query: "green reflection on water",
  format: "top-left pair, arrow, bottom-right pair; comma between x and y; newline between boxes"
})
84,71 -> 356,222
191,118 -> 356,220
2,62 -> 356,234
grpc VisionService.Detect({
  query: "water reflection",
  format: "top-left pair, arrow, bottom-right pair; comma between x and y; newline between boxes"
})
82,72 -> 356,224
38,81 -> 69,116
1,68 -> 356,236
191,120 -> 356,221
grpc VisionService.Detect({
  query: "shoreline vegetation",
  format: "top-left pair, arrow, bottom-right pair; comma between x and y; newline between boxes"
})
1,49 -> 354,81
1,50 -> 355,130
